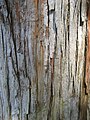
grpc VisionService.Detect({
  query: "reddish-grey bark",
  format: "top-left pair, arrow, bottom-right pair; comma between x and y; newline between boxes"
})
0,0 -> 89,120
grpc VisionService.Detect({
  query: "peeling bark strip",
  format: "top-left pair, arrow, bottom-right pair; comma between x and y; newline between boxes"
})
86,2 -> 90,94
0,0 -> 89,120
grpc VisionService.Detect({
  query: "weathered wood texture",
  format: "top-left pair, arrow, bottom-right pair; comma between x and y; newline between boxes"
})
0,0 -> 89,120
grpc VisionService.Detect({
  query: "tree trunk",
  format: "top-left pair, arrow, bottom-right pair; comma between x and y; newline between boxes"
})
0,0 -> 89,120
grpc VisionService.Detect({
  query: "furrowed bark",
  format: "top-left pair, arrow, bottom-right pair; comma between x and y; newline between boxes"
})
0,0 -> 89,120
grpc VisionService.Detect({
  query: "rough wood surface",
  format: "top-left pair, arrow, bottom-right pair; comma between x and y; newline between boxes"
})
0,0 -> 89,120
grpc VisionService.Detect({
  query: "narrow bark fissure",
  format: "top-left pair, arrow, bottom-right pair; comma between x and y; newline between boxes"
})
80,0 -> 83,26
72,77 -> 75,95
63,13 -> 67,55
0,94 -> 3,120
59,46 -> 63,120
24,29 -> 28,77
54,23 -> 57,58
1,25 -> 5,58
67,0 -> 70,89
75,40 -> 78,77
28,78 -> 31,115
47,0 -> 49,31
78,81 -> 81,120
84,33 -> 88,95
6,46 -> 11,120
61,0 -> 63,17
75,14 -> 79,78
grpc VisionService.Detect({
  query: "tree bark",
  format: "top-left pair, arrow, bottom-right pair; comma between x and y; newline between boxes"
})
0,0 -> 89,120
